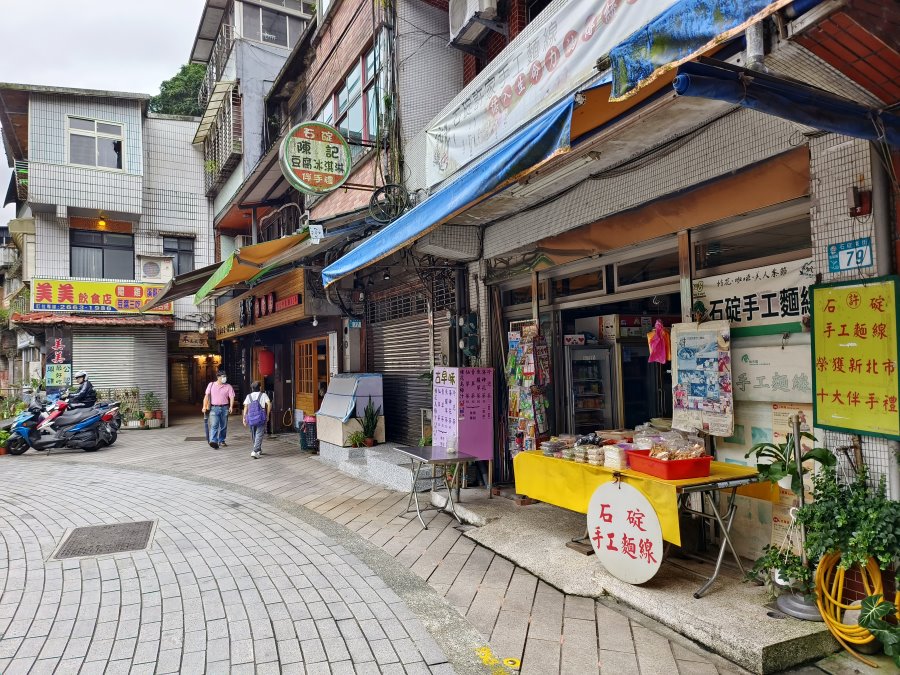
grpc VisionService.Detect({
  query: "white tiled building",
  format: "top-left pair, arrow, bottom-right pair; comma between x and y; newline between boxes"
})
0,83 -> 214,416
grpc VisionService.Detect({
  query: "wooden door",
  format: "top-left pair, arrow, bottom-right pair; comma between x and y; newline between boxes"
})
295,338 -> 330,415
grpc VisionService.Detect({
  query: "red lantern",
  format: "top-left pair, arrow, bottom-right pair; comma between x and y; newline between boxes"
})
257,349 -> 275,377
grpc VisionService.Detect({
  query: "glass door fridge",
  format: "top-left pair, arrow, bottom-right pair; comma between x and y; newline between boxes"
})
565,345 -> 614,435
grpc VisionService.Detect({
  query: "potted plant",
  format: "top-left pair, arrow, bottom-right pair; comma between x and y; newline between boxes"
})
745,544 -> 814,599
745,432 -> 835,493
359,396 -> 381,447
858,594 -> 900,667
141,392 -> 160,424
347,430 -> 366,448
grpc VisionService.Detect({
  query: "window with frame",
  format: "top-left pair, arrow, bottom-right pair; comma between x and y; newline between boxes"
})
68,117 -> 124,170
315,40 -> 383,158
71,231 -> 134,280
163,237 -> 195,276
694,217 -> 812,274
242,1 -> 305,47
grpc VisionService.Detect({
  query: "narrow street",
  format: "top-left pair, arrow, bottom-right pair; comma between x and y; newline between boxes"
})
0,415 -> 747,674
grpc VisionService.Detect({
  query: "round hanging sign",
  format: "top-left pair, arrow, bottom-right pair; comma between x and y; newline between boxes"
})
587,481 -> 663,584
279,121 -> 353,195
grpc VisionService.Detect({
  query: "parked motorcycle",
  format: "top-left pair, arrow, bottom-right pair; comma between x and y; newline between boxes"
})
3,397 -> 119,455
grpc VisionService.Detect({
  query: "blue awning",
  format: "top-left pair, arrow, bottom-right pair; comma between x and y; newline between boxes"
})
673,59 -> 900,147
608,0 -> 797,101
322,95 -> 576,287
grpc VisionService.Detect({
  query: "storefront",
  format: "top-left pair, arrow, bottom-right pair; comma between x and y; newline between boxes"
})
213,268 -> 342,431
167,331 -> 219,405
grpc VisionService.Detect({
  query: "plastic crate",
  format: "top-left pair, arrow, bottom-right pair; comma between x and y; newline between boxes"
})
625,449 -> 711,480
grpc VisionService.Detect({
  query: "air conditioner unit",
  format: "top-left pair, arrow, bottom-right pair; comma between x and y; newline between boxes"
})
235,235 -> 253,249
139,256 -> 175,283
449,0 -> 497,46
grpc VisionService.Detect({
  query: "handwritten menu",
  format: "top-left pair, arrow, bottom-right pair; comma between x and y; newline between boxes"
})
432,367 -> 495,461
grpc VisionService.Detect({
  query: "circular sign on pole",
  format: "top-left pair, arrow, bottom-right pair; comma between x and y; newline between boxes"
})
279,122 -> 353,195
587,481 -> 663,584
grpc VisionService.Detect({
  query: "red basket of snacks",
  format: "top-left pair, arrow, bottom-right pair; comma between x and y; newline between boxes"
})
626,450 -> 712,480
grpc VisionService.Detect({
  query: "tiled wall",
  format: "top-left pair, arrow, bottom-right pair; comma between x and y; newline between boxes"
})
141,115 -> 215,331
28,162 -> 143,216
482,107 -> 801,258
29,94 -> 144,174
808,135 -> 896,495
396,0 -> 464,148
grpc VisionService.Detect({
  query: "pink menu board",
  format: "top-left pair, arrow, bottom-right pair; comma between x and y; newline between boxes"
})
432,367 -> 494,461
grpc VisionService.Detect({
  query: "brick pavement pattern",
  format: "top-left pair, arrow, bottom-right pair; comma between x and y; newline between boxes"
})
0,418 -> 747,674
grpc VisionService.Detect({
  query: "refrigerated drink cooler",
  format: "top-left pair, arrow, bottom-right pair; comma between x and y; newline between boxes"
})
565,345 -> 613,435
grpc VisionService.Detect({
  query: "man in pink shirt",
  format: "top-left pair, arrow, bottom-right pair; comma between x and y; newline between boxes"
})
202,369 -> 235,449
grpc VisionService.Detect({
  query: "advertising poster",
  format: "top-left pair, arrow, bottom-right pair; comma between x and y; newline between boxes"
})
671,321 -> 734,436
731,344 -> 812,403
811,276 -> 899,439
44,326 -> 72,392
31,278 -> 172,314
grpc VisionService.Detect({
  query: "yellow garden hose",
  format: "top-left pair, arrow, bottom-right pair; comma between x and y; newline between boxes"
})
814,553 -> 888,668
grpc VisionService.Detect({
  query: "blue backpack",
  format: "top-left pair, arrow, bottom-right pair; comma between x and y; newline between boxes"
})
247,393 -> 267,426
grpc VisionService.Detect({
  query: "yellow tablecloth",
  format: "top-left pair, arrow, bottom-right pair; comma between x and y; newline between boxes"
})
513,451 -> 759,546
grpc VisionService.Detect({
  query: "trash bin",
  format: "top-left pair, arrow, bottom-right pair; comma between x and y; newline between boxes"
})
299,415 -> 318,452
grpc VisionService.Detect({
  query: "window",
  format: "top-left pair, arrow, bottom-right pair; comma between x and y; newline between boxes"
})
68,117 -> 124,170
615,250 -> 680,289
242,2 -> 304,47
694,217 -> 812,273
314,40 -> 384,157
552,271 -> 604,299
163,237 -> 195,276
71,231 -> 134,280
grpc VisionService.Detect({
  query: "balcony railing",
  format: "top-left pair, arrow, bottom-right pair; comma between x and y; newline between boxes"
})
198,24 -> 235,110
259,204 -> 304,243
203,87 -> 243,196
14,161 -> 28,201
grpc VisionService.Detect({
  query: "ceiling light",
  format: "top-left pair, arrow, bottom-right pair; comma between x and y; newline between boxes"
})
312,315 -> 318,327
383,269 -> 391,281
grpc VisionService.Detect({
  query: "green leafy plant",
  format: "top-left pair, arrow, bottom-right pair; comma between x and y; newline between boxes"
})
858,594 -> 900,667
418,435 -> 432,447
347,430 -> 366,448
745,544 -> 814,598
797,466 -> 900,580
141,391 -> 161,411
359,396 -> 381,440
745,432 -> 835,493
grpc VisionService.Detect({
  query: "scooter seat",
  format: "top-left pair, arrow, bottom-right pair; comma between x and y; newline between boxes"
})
55,408 -> 99,426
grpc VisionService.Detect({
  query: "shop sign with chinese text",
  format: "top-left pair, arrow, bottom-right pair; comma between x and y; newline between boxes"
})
44,327 -> 72,391
587,482 -> 662,584
731,345 -> 812,403
177,333 -> 210,349
425,0 -> 676,186
692,258 -> 815,335
811,276 -> 899,440
31,279 -> 172,314
279,122 -> 352,195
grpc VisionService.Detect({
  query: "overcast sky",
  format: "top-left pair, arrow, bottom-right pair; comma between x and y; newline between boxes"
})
0,0 -> 205,227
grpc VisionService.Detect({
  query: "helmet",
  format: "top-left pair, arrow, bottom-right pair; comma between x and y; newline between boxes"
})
74,370 -> 88,380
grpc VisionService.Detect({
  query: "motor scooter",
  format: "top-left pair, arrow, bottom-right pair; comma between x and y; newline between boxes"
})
3,397 -> 118,455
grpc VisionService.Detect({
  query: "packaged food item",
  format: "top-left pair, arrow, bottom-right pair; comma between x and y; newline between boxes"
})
604,446 -> 628,470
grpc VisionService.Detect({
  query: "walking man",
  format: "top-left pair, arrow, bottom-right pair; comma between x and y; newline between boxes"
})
202,369 -> 235,449
242,381 -> 270,459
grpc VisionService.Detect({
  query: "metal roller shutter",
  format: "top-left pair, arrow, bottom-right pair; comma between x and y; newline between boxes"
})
72,327 -> 168,421
170,361 -> 190,402
368,315 -> 432,446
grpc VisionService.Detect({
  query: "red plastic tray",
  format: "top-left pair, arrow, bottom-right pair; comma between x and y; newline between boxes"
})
625,450 -> 711,480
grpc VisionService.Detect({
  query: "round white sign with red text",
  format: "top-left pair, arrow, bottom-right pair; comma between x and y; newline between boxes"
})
279,122 -> 352,195
587,482 -> 663,584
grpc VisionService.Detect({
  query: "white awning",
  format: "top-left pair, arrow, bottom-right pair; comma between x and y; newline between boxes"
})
192,80 -> 235,145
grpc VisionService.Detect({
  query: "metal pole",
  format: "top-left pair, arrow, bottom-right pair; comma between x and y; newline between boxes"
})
791,414 -> 808,567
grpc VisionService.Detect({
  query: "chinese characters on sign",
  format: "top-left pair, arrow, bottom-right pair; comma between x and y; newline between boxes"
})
279,122 -> 353,195
811,276 -> 899,440
827,238 -> 873,274
671,321 -> 734,437
587,482 -> 663,584
691,258 -> 815,332
731,345 -> 812,404
44,327 -> 72,391
31,279 -> 172,314
425,0 -> 678,186
432,367 -> 495,461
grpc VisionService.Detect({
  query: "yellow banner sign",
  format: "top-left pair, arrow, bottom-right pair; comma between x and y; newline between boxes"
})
811,276 -> 899,440
31,278 -> 173,314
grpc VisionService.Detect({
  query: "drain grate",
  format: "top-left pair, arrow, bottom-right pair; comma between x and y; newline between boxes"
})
52,521 -> 156,560
184,436 -> 208,442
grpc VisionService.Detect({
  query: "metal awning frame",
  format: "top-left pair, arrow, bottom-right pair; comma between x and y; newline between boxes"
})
193,80 -> 236,145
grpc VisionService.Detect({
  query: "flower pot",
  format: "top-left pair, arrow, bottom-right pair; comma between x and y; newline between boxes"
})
778,474 -> 794,490
143,410 -> 154,422
364,438 -> 375,447
153,410 -> 163,420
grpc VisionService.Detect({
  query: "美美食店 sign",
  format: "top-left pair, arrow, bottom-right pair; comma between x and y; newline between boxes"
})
279,122 -> 352,195
811,276 -> 899,440
31,279 -> 172,314
44,326 -> 73,391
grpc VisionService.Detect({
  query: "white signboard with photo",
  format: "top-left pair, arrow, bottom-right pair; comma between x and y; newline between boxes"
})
671,320 -> 734,436
425,0 -> 676,186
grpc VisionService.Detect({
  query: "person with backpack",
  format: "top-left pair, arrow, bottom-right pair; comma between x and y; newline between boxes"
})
242,381 -> 271,459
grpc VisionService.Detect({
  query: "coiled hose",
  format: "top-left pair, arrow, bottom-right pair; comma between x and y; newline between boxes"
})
815,552 -> 893,668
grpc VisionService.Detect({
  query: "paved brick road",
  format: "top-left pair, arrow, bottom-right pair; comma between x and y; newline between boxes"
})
0,417 -> 747,674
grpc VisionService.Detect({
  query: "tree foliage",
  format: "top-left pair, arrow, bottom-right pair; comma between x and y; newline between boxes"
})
149,64 -> 206,117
